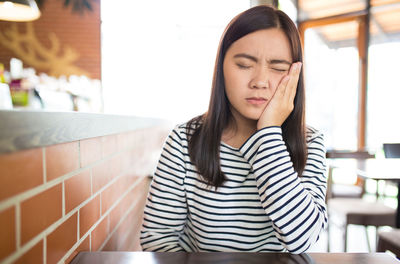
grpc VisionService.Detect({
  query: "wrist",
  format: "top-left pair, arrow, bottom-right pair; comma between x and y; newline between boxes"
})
257,121 -> 282,130
257,124 -> 282,131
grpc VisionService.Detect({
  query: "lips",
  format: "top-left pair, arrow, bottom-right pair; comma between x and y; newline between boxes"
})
246,97 -> 267,105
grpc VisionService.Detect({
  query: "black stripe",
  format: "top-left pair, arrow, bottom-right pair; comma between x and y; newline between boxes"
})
189,210 -> 270,224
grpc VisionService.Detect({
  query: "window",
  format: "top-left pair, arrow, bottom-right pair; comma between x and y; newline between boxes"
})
300,0 -> 400,151
304,21 -> 359,150
101,0 -> 250,123
367,4 -> 400,152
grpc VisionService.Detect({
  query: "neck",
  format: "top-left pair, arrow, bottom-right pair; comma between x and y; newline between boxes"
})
222,109 -> 257,146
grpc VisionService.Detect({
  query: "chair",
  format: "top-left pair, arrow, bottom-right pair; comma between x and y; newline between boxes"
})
328,197 -> 396,252
383,144 -> 400,158
376,143 -> 400,257
377,228 -> 400,258
378,143 -> 400,200
326,150 -> 397,252
326,151 -> 372,200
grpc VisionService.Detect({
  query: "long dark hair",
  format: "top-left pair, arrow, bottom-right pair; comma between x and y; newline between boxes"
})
187,5 -> 307,188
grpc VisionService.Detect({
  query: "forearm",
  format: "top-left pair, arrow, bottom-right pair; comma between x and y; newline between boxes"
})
240,127 -> 327,253
140,126 -> 189,252
140,175 -> 187,251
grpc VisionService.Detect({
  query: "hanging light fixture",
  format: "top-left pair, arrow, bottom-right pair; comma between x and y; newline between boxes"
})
0,0 -> 41,21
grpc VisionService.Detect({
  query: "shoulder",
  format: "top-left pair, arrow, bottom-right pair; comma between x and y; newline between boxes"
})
174,115 -> 203,136
167,123 -> 188,143
305,126 -> 325,146
168,117 -> 202,142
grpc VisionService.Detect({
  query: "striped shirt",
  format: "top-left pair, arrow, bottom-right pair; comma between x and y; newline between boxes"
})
140,123 -> 327,253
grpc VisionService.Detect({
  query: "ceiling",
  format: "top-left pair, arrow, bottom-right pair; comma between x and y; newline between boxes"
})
299,0 -> 400,48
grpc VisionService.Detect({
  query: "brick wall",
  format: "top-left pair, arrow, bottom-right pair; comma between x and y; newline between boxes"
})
0,126 -> 169,263
0,0 -> 101,79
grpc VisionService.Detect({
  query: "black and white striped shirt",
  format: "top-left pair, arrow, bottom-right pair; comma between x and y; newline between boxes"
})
140,123 -> 327,253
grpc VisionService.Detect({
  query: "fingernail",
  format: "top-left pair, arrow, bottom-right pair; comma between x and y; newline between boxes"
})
284,75 -> 290,82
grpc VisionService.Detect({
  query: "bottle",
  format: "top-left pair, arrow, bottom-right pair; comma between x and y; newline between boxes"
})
0,63 -> 6,83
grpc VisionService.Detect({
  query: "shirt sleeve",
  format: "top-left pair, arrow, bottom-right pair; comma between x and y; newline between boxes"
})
140,126 -> 188,252
239,126 -> 327,253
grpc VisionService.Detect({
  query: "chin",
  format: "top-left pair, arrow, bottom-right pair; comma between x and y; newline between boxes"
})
243,111 -> 263,121
231,106 -> 263,122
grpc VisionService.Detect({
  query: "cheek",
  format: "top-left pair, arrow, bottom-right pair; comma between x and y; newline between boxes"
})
224,68 -> 247,94
269,73 -> 287,91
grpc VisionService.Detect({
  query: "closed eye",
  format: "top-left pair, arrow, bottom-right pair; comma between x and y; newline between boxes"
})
272,68 -> 288,72
237,63 -> 251,69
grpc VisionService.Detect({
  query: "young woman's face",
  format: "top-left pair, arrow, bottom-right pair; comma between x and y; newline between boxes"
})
223,28 -> 293,123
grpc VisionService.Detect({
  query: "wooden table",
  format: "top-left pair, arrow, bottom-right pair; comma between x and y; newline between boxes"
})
70,252 -> 399,264
356,159 -> 400,227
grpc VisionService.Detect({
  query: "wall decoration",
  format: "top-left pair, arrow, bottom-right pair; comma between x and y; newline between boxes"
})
0,22 -> 89,77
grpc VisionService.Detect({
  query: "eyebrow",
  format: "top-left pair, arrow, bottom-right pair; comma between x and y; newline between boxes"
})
233,53 -> 258,62
233,53 -> 291,65
269,59 -> 291,66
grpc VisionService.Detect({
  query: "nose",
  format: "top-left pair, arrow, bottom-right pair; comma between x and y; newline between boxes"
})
250,67 -> 268,89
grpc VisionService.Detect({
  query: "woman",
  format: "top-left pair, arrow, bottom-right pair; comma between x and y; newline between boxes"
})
140,5 -> 327,253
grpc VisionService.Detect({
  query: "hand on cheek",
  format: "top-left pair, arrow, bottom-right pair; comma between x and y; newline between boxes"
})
256,62 -> 302,130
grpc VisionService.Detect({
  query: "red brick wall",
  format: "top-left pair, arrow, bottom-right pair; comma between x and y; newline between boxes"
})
0,0 -> 101,79
0,126 -> 169,263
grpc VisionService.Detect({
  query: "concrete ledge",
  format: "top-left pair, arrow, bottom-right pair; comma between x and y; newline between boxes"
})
0,110 -> 170,154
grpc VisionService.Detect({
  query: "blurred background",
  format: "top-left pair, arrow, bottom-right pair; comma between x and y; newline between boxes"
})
1,0 -> 399,151
1,0 -> 400,254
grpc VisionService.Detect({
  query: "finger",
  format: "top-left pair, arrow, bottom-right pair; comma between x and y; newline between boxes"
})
275,74 -> 290,99
286,62 -> 302,102
281,64 -> 294,98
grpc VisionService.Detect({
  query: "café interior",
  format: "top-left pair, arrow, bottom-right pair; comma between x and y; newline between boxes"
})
0,0 -> 400,263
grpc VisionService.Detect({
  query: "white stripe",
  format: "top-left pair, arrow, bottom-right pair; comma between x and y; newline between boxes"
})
140,124 -> 327,253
